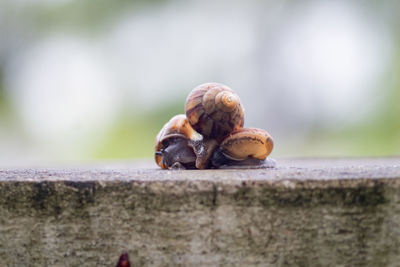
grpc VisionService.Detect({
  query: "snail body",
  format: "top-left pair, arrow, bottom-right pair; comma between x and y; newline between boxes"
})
185,83 -> 244,141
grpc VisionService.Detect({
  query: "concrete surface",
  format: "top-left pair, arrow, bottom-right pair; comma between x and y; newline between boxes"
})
0,158 -> 400,266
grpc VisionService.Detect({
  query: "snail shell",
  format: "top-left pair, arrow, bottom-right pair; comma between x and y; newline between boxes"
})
219,128 -> 274,161
185,83 -> 244,141
155,114 -> 202,169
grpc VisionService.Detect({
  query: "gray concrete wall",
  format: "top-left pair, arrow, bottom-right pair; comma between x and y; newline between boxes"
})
0,158 -> 400,266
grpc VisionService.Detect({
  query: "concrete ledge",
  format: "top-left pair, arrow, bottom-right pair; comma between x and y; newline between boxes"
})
1,158 -> 400,266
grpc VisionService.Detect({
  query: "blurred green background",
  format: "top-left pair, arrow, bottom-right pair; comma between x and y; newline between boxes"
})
0,0 -> 399,165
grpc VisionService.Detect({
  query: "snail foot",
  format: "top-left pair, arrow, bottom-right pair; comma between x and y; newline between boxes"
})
218,158 -> 276,169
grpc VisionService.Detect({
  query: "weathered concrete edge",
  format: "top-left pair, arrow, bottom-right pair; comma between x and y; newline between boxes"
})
1,176 -> 399,211
49,175 -> 400,185
2,175 -> 400,192
1,168 -> 400,266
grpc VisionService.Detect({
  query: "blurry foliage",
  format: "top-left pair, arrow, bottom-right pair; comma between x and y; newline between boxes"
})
0,0 -> 399,160
94,98 -> 184,159
0,69 -> 9,119
299,44 -> 400,157
32,0 -> 165,34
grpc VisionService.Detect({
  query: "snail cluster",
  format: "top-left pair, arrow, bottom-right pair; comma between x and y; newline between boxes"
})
154,83 -> 275,169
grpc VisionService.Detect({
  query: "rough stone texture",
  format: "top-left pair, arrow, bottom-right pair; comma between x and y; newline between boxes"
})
0,158 -> 400,266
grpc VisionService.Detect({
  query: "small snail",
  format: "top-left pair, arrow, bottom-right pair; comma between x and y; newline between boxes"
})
185,83 -> 244,141
154,114 -> 219,169
154,114 -> 201,169
154,83 -> 275,170
210,128 -> 275,168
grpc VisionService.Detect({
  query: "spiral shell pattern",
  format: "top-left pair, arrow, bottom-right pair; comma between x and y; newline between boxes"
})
185,83 -> 244,140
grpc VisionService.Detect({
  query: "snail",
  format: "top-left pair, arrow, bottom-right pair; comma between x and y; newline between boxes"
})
182,82 -> 245,169
154,114 -> 218,169
210,128 -> 275,168
185,83 -> 244,141
154,114 -> 200,169
154,82 -> 275,170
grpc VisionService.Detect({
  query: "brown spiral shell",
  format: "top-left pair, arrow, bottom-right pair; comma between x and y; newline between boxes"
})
185,83 -> 244,141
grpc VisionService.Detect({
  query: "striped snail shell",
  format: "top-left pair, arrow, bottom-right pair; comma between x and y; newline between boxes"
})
185,83 -> 244,141
219,128 -> 274,161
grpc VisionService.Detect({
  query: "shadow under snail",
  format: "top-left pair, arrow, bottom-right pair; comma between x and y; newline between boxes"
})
154,82 -> 275,170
